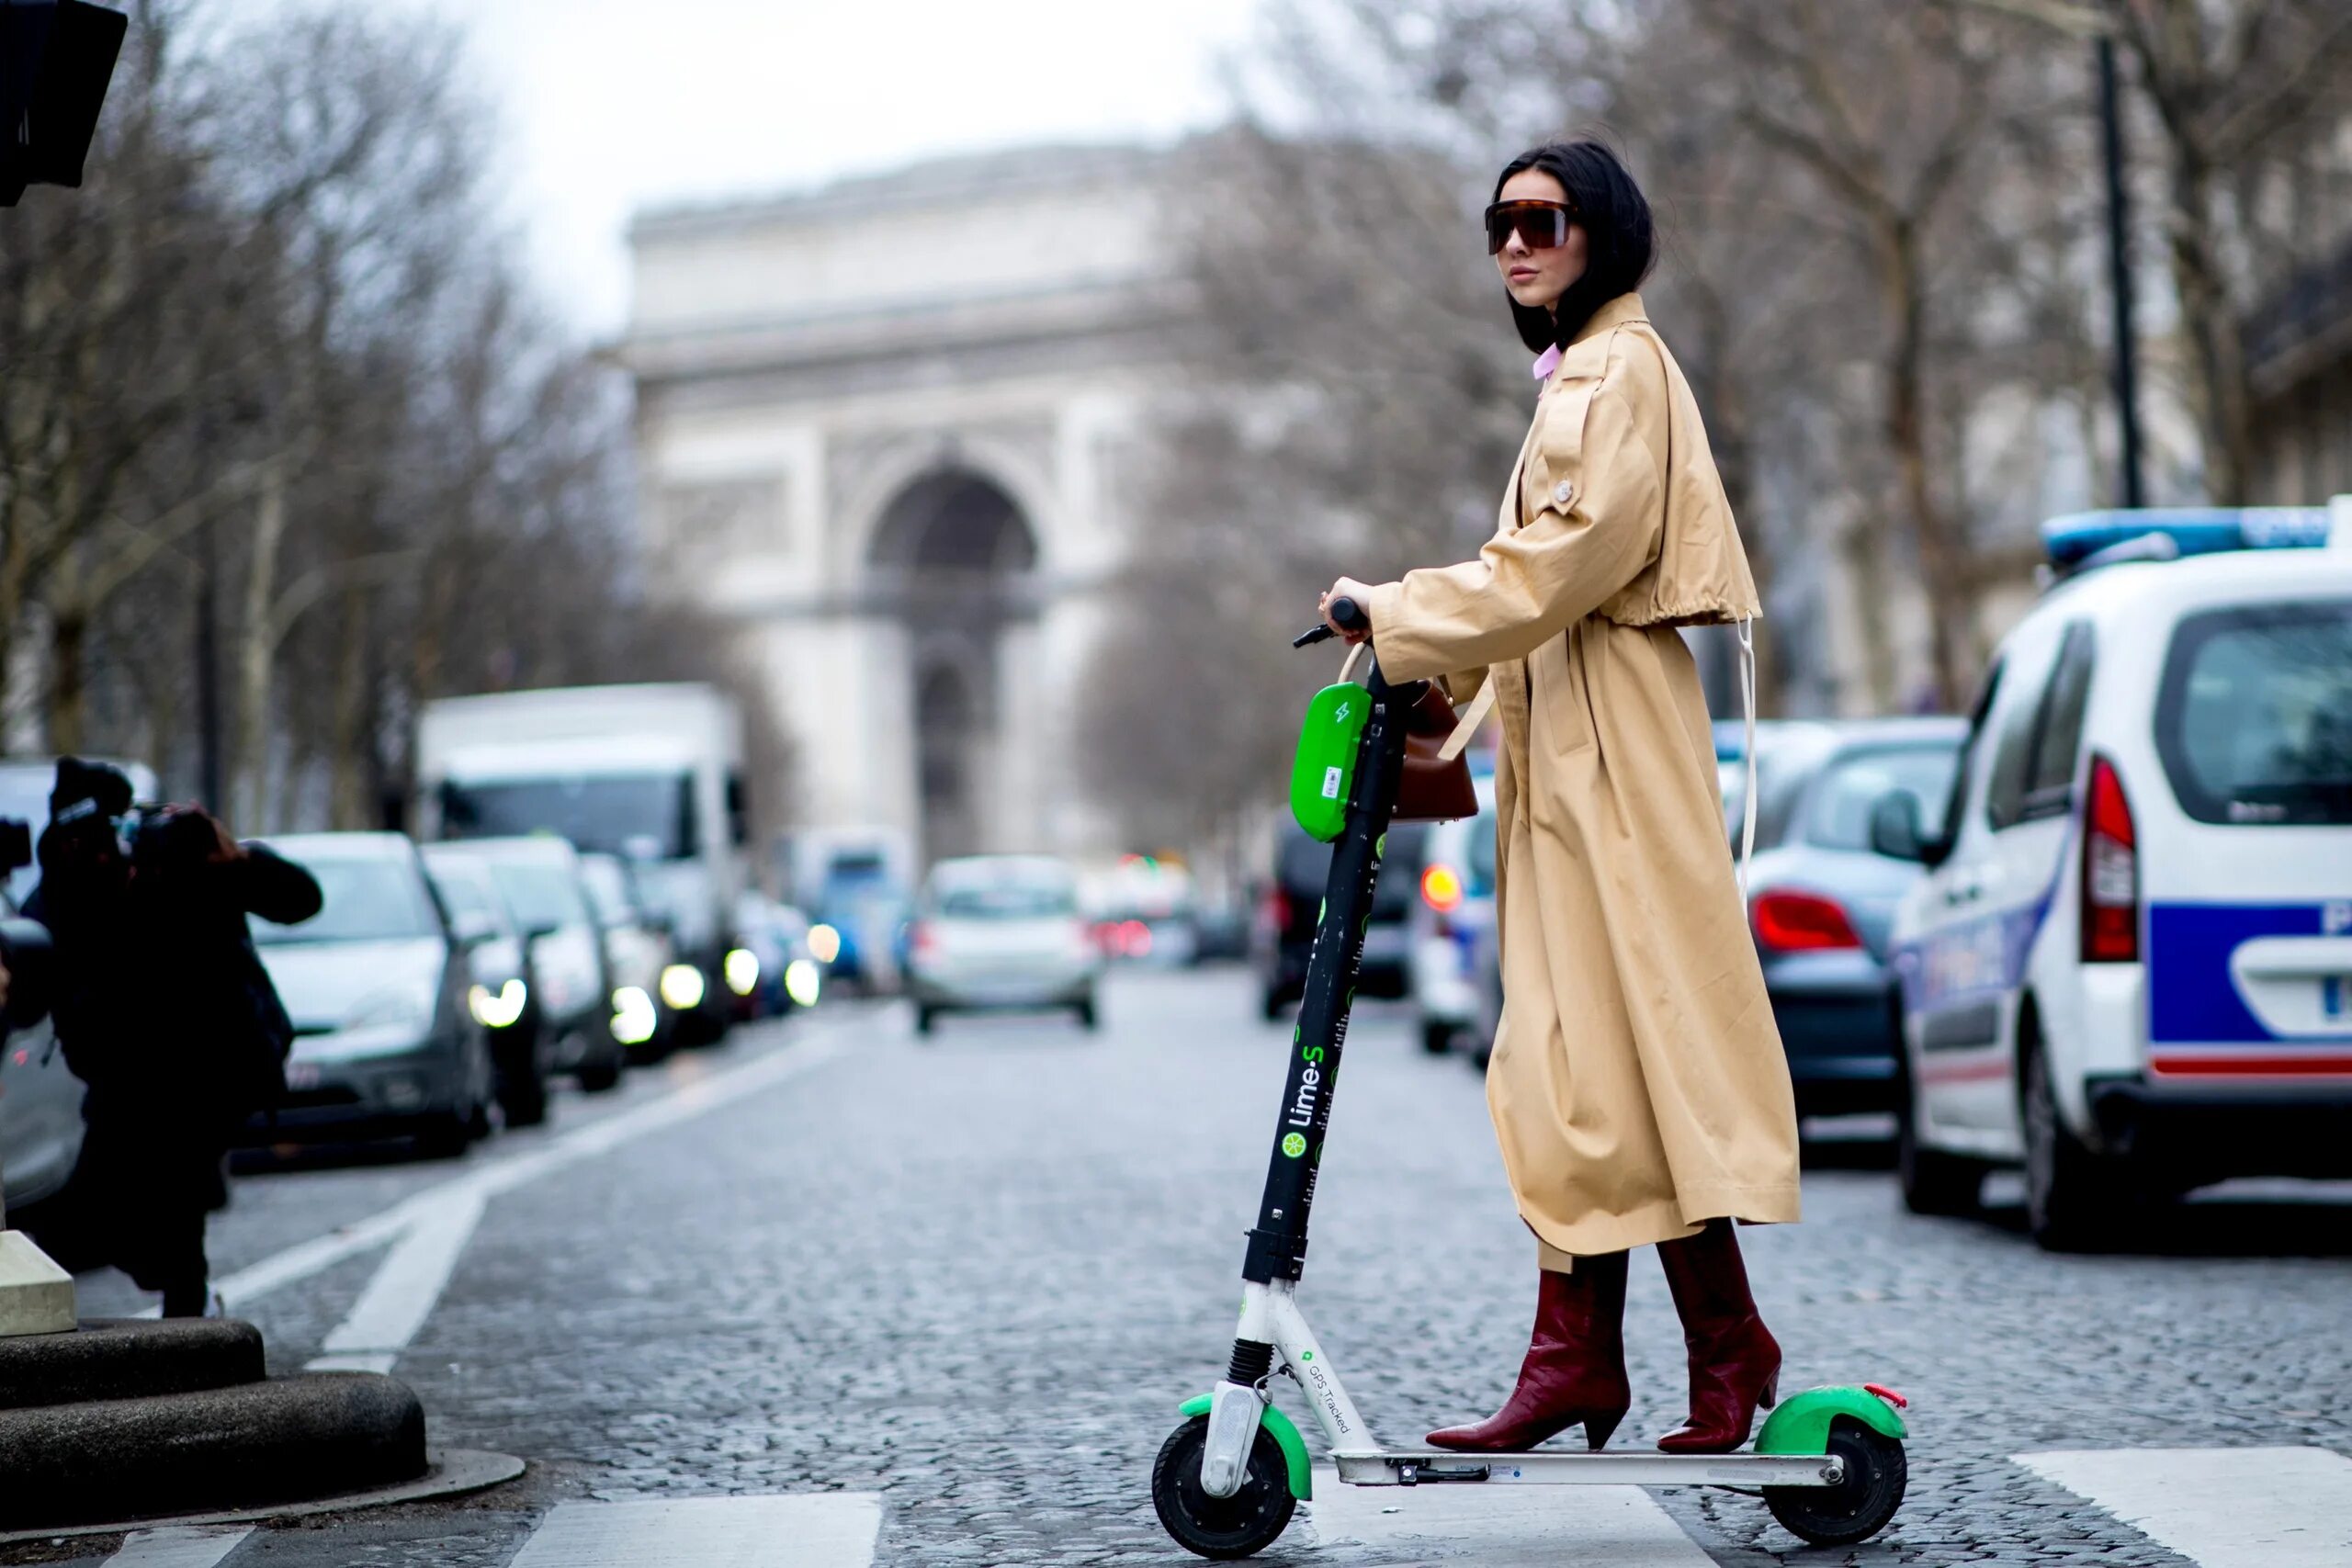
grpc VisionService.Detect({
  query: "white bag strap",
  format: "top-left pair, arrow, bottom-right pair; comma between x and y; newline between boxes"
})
1437,682 -> 1495,761
1737,618 -> 1758,896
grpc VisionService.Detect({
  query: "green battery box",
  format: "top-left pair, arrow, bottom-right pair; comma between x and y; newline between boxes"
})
1289,682 -> 1368,841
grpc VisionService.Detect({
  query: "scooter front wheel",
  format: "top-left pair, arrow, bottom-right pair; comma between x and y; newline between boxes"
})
1764,1417 -> 1906,1547
1151,1414 -> 1295,1560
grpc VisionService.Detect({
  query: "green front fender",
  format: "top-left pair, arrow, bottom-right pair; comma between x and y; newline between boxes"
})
1179,1394 -> 1313,1500
1755,1386 -> 1909,1455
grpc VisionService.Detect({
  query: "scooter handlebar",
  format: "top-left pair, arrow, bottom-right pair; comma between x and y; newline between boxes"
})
1292,594 -> 1367,649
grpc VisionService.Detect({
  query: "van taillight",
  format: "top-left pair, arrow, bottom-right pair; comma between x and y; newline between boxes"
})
1262,886 -> 1292,931
2080,755 -> 2138,964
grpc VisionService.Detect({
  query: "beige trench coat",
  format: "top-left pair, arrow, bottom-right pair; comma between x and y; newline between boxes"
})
1364,293 -> 1800,1268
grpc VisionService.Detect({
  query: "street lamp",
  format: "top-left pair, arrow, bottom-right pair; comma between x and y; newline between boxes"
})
2097,36 -> 2146,509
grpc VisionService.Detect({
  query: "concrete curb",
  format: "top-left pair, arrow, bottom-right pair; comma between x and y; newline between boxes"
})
0,1371 -> 425,1529
0,1318 -> 266,1410
0,1447 -> 525,1543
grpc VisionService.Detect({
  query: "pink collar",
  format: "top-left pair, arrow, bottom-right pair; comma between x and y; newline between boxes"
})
1531,343 -> 1562,381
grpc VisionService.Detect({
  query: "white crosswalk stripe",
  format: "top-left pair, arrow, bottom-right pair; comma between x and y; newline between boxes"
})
99,1528 -> 253,1568
502,1495 -> 884,1568
1304,1469 -> 1716,1566
2018,1446 -> 2352,1568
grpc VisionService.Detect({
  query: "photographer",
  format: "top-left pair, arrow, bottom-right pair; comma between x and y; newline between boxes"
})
27,759 -> 320,1317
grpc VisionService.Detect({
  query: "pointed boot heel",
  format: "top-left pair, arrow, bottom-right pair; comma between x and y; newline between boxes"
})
1582,1410 -> 1625,1451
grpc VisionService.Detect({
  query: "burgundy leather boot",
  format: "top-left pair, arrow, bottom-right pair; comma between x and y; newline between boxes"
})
1655,1219 -> 1782,1453
1427,1253 -> 1630,1452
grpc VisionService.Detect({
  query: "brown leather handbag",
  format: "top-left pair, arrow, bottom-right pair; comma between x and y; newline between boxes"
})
1396,681 -> 1478,822
1333,643 -> 1479,822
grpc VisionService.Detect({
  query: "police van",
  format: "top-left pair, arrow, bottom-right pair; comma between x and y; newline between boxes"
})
1873,503 -> 2352,1248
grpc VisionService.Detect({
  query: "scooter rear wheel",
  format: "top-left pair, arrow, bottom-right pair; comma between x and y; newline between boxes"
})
1151,1414 -> 1295,1560
1764,1417 -> 1906,1547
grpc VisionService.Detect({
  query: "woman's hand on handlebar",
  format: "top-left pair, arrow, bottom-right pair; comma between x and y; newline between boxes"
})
1318,578 -> 1373,644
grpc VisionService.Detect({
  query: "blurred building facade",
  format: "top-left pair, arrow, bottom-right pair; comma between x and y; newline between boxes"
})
624,147 -> 1189,868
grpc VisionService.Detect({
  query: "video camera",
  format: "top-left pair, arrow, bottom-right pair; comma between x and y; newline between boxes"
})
0,818 -> 52,1031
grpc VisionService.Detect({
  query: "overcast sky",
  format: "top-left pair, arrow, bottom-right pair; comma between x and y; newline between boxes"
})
238,0 -> 1262,333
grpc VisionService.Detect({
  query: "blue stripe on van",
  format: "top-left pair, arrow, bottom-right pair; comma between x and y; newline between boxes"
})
2147,902 -> 2346,1045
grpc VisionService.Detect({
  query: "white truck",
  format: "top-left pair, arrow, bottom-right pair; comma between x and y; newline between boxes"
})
415,684 -> 749,1039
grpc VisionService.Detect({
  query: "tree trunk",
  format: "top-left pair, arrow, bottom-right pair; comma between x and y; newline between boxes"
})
235,464 -> 288,829
328,585 -> 369,829
46,611 -> 86,754
1880,218 -> 1971,710
2161,141 -> 2255,502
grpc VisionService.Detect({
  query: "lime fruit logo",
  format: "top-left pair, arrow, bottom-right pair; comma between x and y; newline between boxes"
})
1282,1132 -> 1307,1158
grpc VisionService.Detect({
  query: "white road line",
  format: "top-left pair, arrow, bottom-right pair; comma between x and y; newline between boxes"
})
214,1021 -> 856,1314
100,1527 -> 253,1568
2018,1446 -> 2352,1568
1303,1468 -> 1715,1566
504,1495 -> 883,1568
304,1188 -> 486,1374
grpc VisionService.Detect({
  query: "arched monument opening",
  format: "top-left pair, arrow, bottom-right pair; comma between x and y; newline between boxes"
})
869,469 -> 1039,865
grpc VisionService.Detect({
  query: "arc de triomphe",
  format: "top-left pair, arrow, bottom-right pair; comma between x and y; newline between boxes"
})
624,145 -> 1191,870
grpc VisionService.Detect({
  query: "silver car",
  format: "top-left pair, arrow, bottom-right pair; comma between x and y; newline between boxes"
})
250,832 -> 494,1155
908,856 -> 1101,1035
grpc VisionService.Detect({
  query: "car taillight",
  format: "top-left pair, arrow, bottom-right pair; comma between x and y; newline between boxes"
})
2080,754 -> 2138,963
1421,863 -> 1464,915
1261,886 -> 1291,931
1750,889 -> 1862,953
911,920 -> 936,958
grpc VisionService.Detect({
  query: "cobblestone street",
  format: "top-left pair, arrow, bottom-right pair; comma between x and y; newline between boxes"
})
18,967 -> 2352,1567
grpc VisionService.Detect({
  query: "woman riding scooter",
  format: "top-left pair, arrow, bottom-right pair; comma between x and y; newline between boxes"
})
1318,141 -> 1800,1456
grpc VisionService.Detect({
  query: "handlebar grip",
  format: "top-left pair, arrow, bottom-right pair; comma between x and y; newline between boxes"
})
1292,594 -> 1368,649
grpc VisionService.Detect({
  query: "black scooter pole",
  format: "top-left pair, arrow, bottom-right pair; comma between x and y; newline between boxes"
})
1243,598 -> 1415,1288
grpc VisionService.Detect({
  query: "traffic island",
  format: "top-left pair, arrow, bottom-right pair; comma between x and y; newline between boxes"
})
0,1317 -> 519,1531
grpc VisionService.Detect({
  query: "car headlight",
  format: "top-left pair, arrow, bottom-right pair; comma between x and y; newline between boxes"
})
610,986 -> 659,1045
808,923 -> 841,964
784,957 -> 821,1009
469,979 -> 528,1029
660,963 -> 707,1010
345,985 -> 435,1033
723,947 -> 761,996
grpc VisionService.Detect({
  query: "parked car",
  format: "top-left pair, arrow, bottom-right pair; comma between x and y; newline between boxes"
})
579,852 -> 679,1060
0,887 -> 81,1214
907,855 -> 1101,1035
1253,821 -> 1426,1021
1409,775 -> 1498,1055
1880,506 -> 2352,1247
1738,718 -> 1967,1119
426,838 -> 627,1093
247,832 -> 494,1154
421,846 -> 554,1127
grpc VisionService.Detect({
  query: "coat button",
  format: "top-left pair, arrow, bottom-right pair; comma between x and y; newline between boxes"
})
1552,479 -> 1576,507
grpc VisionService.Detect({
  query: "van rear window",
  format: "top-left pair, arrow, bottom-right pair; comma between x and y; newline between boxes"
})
2154,600 -> 2352,826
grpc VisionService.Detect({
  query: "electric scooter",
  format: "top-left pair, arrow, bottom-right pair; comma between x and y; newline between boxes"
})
1150,597 -> 1911,1560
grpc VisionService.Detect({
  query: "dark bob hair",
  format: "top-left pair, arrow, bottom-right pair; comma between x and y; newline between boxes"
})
1494,140 -> 1656,353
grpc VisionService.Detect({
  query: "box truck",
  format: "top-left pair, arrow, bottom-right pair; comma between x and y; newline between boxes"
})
416,683 -> 748,1039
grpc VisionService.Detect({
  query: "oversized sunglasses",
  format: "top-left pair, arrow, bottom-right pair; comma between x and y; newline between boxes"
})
1485,199 -> 1576,255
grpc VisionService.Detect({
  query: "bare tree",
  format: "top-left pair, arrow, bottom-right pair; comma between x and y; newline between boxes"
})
1963,0 -> 2352,501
